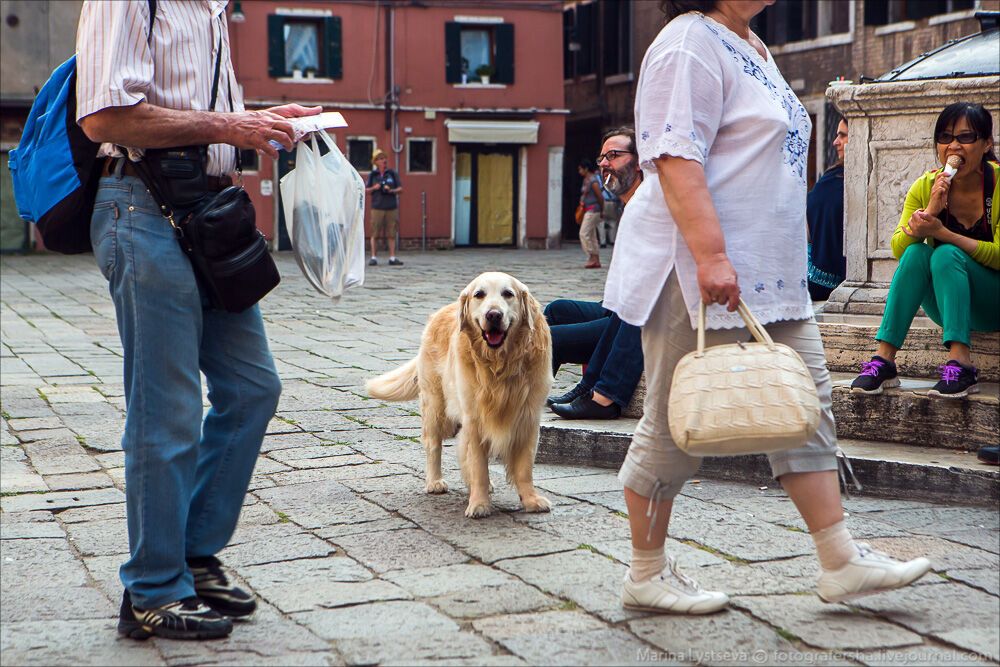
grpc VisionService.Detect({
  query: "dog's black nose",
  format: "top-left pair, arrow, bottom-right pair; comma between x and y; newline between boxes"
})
485,310 -> 503,325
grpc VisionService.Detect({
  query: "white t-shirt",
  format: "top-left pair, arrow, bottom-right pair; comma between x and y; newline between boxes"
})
603,12 -> 814,330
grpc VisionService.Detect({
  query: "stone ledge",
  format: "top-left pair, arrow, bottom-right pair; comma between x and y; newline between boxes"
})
536,415 -> 998,506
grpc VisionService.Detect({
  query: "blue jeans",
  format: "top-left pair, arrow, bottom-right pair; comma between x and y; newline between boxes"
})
91,175 -> 281,609
544,299 -> 644,408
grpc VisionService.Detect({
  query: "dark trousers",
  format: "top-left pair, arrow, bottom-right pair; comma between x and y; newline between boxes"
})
544,299 -> 644,408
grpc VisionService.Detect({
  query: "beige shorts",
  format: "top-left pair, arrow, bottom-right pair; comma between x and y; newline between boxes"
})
618,273 -> 839,500
371,208 -> 399,237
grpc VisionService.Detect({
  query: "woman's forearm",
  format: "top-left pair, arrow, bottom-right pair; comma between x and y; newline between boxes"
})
933,228 -> 979,255
654,156 -> 726,263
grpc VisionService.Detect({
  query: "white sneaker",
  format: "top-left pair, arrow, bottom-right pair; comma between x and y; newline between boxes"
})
622,556 -> 729,614
817,543 -> 932,603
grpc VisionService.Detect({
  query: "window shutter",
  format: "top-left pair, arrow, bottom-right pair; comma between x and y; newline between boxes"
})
864,1 -> 889,25
445,22 -> 462,83
267,15 -> 285,77
494,24 -> 514,84
325,16 -> 342,79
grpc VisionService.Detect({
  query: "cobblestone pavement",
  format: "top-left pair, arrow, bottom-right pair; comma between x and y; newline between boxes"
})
2,249 -> 998,666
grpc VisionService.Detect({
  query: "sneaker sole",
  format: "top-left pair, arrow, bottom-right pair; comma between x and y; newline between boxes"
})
119,622 -> 232,641
818,565 -> 933,604
927,385 -> 979,399
622,601 -> 728,615
850,378 -> 900,395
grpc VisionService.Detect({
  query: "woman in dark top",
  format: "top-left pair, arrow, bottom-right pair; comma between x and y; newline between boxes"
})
807,117 -> 848,301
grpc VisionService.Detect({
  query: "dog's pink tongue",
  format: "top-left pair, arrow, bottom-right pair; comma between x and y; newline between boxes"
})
486,331 -> 504,345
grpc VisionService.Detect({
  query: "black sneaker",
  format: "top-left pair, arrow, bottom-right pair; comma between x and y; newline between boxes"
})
368,257 -> 378,266
927,360 -> 979,399
388,257 -> 404,266
850,356 -> 900,394
547,384 -> 589,407
188,556 -> 257,618
977,446 -> 999,465
118,590 -> 232,640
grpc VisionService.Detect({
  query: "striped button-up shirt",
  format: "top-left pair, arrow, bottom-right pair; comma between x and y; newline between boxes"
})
76,0 -> 243,176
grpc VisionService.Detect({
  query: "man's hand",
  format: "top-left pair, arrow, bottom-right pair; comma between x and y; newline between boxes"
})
264,103 -> 323,119
697,252 -> 741,312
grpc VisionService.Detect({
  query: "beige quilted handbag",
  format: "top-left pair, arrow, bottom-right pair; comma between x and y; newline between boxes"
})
668,300 -> 821,456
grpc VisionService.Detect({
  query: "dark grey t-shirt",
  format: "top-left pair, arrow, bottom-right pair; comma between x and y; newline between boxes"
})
368,169 -> 401,210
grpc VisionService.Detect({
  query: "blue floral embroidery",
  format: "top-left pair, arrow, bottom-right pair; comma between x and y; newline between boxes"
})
776,279 -> 785,290
800,279 -> 808,289
754,282 -> 766,293
701,18 -> 810,184
689,131 -> 698,142
665,123 -> 672,133
641,130 -> 650,141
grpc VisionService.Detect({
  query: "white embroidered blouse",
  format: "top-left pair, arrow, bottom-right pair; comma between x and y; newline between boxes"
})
603,12 -> 814,330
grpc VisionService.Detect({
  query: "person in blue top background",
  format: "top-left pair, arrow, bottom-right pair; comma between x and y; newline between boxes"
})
807,116 -> 849,301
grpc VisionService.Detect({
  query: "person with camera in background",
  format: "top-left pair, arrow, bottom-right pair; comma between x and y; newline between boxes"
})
367,149 -> 404,266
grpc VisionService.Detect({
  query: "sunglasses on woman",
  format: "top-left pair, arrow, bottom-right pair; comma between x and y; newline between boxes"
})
935,131 -> 980,145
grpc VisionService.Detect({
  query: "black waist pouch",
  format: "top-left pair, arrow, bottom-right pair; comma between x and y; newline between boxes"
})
134,147 -> 280,313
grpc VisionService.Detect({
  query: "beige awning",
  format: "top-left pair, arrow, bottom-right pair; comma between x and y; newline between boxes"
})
444,119 -> 539,144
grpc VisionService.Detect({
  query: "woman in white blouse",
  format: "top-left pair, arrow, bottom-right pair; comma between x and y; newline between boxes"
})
605,0 -> 932,614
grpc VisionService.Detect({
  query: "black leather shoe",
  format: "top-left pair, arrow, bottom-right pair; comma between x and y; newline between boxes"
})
551,395 -> 621,420
547,384 -> 588,406
978,445 -> 999,465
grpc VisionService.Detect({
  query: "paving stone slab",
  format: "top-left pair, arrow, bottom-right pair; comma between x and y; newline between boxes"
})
931,629 -> 1000,663
331,528 -> 468,573
315,516 -> 417,539
849,582 -> 1000,640
495,549 -> 641,623
513,508 -> 630,544
0,520 -> 66,540
150,602 -> 330,662
944,568 -> 1000,596
856,645 -> 994,666
254,479 -> 392,529
219,526 -> 335,568
428,580 -> 557,619
666,496 -> 816,563
733,594 -> 923,650
534,473 -> 623,497
0,537 -> 91,586
0,619 -> 166,666
591,537 -> 728,570
269,462 -> 413,486
0,584 -> 117,623
267,444 -> 361,464
334,631 -> 503,666
383,563 -> 522,598
398,501 -> 579,565
44,471 -> 115,491
64,517 -> 129,557
57,502 -> 126,524
0,460 -> 48,494
629,609 -> 797,666
473,610 -> 655,666
866,535 -> 998,574
293,600 -> 458,640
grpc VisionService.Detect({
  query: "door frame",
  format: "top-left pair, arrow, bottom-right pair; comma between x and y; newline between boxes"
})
451,142 -> 520,248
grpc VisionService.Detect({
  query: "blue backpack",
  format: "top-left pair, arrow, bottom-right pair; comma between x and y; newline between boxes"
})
9,0 -> 155,254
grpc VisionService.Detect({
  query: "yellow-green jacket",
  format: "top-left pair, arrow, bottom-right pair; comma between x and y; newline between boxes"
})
891,160 -> 1000,270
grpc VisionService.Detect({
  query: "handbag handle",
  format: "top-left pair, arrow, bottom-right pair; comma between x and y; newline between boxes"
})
696,299 -> 775,356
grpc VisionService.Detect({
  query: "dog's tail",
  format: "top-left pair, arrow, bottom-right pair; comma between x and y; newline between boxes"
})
366,358 -> 420,402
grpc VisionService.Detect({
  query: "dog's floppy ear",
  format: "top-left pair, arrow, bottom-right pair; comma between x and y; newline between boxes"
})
457,286 -> 473,332
512,278 -> 536,332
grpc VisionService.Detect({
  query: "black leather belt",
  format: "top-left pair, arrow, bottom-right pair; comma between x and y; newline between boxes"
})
102,157 -> 233,192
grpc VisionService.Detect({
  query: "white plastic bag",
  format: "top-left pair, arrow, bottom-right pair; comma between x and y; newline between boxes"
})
279,130 -> 365,302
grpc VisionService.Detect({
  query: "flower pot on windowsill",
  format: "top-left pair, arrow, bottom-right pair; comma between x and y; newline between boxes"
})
304,68 -> 317,79
292,68 -> 303,80
475,65 -> 495,86
479,75 -> 490,85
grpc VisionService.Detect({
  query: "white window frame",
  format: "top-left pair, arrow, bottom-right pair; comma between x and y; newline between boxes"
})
406,137 -> 436,175
346,135 -> 378,173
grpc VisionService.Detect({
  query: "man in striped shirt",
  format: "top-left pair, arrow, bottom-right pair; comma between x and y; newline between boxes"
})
75,0 -> 320,640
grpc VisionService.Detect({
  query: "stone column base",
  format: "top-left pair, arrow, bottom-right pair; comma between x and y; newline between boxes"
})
823,280 -> 892,316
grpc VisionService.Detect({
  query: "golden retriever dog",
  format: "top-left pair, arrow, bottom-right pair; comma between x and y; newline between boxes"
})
366,272 -> 553,518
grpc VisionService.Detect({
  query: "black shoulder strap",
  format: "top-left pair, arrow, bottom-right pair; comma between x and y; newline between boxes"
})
985,162 -> 995,225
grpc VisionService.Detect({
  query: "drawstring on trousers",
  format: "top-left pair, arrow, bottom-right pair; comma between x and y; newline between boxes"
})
836,448 -> 862,499
645,479 -> 664,543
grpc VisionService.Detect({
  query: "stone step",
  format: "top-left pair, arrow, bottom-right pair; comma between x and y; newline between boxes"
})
621,372 -> 998,449
536,414 -> 998,506
816,313 -> 1000,382
829,372 -> 999,451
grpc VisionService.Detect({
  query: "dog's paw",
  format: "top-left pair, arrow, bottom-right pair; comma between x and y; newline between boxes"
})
465,500 -> 493,518
521,494 -> 552,513
425,479 -> 449,494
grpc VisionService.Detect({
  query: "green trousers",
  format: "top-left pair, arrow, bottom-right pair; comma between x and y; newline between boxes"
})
877,243 -> 1000,349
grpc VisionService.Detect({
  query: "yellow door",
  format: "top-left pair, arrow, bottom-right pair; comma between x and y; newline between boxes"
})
476,152 -> 513,245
